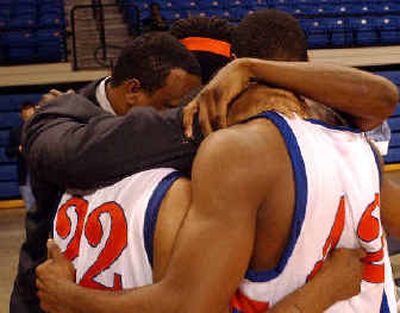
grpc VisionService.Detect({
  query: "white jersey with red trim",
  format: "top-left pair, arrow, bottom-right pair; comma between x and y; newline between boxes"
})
231,111 -> 396,313
53,168 -> 181,291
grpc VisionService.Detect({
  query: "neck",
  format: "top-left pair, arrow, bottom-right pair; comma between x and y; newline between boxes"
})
105,82 -> 127,115
227,84 -> 310,126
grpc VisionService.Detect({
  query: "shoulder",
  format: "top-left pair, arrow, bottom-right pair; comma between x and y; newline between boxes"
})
192,119 -> 285,191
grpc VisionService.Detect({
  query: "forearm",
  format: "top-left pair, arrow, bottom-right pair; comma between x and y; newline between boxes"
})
269,279 -> 333,313
54,281 -> 171,313
240,58 -> 398,130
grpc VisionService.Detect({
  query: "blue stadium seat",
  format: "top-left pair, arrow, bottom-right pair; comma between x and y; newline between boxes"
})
0,94 -> 40,111
0,181 -> 20,199
273,4 -> 297,15
226,0 -> 244,8
169,0 -> 196,9
0,112 -> 20,128
349,16 -> 379,46
8,47 -> 36,63
36,29 -> 64,62
390,133 -> 400,148
385,147 -> 400,164
388,117 -> 400,132
38,13 -> 64,28
3,31 -> 35,46
326,17 -> 348,47
8,14 -> 36,29
0,147 -> 14,163
0,165 -> 17,181
229,7 -> 251,21
187,9 -> 207,18
300,18 -> 330,48
197,0 -> 224,9
163,9 -> 187,21
247,0 -> 268,8
0,96 -> 15,111
377,16 -> 400,45
370,2 -> 400,14
0,130 -> 9,146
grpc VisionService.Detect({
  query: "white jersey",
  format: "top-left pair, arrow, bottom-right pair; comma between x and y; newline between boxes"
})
231,112 -> 396,313
53,168 -> 181,291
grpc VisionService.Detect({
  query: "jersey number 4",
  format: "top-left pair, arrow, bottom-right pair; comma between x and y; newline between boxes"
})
307,194 -> 384,284
55,197 -> 128,290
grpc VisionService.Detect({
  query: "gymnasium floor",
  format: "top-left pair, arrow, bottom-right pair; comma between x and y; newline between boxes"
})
0,171 -> 399,312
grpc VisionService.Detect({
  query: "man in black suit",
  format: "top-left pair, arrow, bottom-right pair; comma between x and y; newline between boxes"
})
10,32 -> 202,313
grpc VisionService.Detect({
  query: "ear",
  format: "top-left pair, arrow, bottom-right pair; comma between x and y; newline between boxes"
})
124,78 -> 141,94
231,52 -> 237,60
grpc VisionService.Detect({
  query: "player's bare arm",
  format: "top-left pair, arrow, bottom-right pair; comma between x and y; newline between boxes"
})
185,58 -> 399,135
36,245 -> 365,313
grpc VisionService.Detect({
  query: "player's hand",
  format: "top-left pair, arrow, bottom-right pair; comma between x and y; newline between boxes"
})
38,89 -> 75,107
317,248 -> 366,303
183,59 -> 252,138
36,240 -> 75,313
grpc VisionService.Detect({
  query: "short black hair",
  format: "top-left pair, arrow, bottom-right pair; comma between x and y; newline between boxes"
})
111,32 -> 201,92
170,17 -> 234,83
233,9 -> 308,61
20,102 -> 35,111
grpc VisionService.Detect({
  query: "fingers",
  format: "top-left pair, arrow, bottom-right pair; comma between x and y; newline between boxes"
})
49,89 -> 63,97
47,239 -> 63,262
183,102 -> 198,139
199,100 -> 213,136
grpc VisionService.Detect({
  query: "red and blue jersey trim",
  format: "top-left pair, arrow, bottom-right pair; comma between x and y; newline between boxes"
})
143,171 -> 184,267
242,111 -> 308,282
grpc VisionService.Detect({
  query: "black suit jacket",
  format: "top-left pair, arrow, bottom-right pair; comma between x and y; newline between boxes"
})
11,79 -> 201,313
6,124 -> 28,185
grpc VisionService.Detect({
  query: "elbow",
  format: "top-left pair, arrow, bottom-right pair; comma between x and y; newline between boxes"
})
376,78 -> 399,119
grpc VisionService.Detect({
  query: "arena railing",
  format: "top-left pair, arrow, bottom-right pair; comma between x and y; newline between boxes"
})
70,3 -> 140,70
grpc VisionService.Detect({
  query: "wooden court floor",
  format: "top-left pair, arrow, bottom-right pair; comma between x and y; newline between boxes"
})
0,207 -> 25,313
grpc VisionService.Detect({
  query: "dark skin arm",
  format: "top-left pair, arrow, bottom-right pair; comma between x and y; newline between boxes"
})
26,59 -> 398,189
37,243 -> 365,313
185,58 -> 399,135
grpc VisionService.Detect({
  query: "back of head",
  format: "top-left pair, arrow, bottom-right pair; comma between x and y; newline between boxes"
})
111,32 -> 201,92
233,9 -> 308,61
170,16 -> 234,83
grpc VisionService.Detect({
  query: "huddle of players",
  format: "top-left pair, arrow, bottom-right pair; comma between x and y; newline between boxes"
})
13,7 -> 396,312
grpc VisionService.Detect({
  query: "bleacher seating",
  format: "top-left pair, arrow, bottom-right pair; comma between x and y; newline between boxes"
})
0,94 -> 41,199
119,0 -> 400,49
375,71 -> 400,165
0,0 -> 66,64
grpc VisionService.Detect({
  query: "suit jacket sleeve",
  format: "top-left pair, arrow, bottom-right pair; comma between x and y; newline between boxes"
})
22,93 -> 200,189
